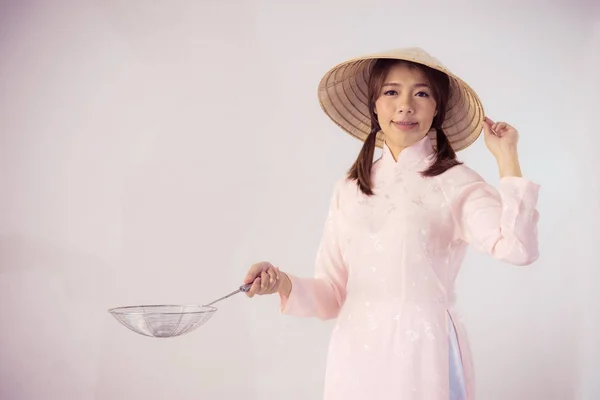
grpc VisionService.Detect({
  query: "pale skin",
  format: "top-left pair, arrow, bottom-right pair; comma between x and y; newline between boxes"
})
244,64 -> 523,298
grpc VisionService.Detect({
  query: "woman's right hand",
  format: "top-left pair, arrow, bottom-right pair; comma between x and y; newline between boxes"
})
243,261 -> 285,298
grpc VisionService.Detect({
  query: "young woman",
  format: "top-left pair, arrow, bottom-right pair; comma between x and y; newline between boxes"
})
242,47 -> 540,400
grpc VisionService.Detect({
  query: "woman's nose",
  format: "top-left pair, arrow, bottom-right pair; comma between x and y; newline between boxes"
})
396,100 -> 414,114
395,93 -> 415,113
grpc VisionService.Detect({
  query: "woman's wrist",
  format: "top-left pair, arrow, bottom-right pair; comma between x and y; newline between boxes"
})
277,272 -> 292,297
496,148 -> 523,178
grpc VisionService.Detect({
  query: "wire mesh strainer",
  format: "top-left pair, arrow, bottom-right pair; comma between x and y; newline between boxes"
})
108,283 -> 252,338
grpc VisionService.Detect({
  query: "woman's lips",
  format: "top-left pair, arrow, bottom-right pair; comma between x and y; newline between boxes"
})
393,121 -> 418,130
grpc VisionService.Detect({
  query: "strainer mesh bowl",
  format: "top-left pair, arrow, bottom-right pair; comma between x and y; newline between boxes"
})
109,305 -> 217,338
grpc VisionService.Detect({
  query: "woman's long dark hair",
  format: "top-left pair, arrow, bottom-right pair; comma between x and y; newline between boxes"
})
347,59 -> 462,195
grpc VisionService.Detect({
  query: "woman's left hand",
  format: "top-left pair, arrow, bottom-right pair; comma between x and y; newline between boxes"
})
482,117 -> 523,177
482,117 -> 519,159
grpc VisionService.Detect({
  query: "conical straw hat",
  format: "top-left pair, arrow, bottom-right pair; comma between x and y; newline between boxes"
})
317,47 -> 485,150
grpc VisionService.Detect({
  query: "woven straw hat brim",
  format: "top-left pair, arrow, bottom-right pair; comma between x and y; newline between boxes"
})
317,48 -> 485,151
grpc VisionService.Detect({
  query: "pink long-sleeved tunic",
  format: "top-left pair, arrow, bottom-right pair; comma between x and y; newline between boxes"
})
279,135 -> 540,399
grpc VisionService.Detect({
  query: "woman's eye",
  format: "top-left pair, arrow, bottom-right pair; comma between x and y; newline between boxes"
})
416,91 -> 430,97
383,90 -> 397,96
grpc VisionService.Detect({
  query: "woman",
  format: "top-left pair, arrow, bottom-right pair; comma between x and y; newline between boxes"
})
242,47 -> 540,400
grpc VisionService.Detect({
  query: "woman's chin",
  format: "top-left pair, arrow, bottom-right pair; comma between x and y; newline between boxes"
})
384,130 -> 428,147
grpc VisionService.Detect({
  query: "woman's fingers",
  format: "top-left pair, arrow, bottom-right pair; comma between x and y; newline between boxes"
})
244,263 -> 281,297
246,277 -> 261,298
260,271 -> 269,292
265,267 -> 278,291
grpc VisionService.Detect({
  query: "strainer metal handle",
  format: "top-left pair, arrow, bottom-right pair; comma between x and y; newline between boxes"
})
203,283 -> 252,306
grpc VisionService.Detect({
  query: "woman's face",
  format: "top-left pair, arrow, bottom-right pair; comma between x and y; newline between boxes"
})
374,63 -> 438,155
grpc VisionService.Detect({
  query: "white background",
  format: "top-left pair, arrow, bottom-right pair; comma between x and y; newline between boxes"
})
0,0 -> 598,399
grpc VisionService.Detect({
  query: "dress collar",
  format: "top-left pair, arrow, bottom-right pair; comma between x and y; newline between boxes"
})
378,132 -> 436,169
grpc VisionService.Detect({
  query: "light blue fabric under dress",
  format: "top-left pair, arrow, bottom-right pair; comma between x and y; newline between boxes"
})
448,312 -> 467,400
